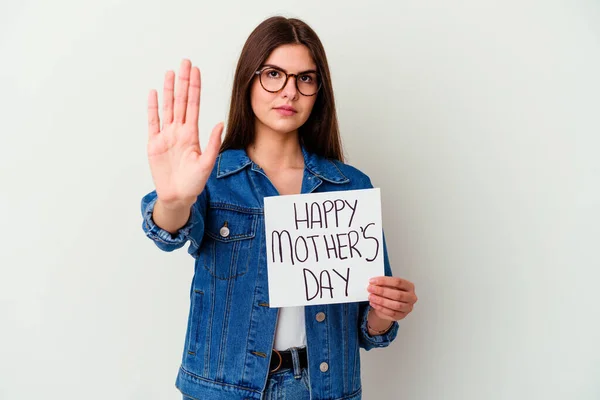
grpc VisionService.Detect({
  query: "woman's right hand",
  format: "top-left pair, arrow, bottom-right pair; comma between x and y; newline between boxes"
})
147,59 -> 223,210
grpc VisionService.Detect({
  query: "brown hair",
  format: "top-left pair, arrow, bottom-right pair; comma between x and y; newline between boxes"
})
220,16 -> 344,162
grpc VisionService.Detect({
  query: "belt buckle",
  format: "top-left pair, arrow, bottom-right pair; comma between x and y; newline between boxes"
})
270,349 -> 282,373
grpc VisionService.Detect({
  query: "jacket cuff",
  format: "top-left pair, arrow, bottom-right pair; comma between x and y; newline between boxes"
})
359,304 -> 399,350
142,197 -> 198,246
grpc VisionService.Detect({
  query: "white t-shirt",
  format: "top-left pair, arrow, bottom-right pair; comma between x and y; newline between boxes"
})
273,306 -> 307,350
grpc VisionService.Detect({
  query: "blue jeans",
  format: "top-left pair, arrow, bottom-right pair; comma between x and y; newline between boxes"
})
262,346 -> 310,399
182,347 -> 310,400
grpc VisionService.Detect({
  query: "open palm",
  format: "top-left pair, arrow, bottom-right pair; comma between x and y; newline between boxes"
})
147,59 -> 223,208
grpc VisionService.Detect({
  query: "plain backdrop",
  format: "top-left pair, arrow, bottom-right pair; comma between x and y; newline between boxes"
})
1,0 -> 599,399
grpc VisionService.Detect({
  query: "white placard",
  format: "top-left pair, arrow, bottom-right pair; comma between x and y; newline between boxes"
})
264,188 -> 384,307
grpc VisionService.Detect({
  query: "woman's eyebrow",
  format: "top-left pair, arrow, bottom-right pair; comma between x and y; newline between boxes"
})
261,64 -> 318,74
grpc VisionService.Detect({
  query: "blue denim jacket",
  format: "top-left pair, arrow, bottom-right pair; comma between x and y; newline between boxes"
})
140,147 -> 399,400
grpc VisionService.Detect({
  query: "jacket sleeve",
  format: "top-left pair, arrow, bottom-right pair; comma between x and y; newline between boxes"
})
358,230 -> 400,350
140,190 -> 207,258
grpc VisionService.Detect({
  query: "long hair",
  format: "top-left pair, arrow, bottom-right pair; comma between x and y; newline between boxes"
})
220,16 -> 344,162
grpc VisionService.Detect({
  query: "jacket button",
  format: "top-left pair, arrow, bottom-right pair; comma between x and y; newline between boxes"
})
315,312 -> 326,322
219,223 -> 230,238
320,362 -> 329,372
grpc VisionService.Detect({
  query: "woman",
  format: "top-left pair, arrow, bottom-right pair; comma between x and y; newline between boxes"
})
141,16 -> 417,400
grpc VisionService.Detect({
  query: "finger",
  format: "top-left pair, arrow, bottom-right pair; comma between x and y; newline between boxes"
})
200,122 -> 224,162
173,59 -> 191,123
369,294 -> 412,313
370,302 -> 408,320
367,284 -> 415,304
370,276 -> 414,292
147,89 -> 160,136
162,70 -> 175,127
186,67 -> 201,127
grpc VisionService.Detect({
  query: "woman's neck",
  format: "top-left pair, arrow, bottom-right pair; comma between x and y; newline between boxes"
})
247,126 -> 304,171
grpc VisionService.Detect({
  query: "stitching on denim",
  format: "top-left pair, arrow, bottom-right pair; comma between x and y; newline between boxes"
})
353,339 -> 360,391
216,262 -> 236,380
242,226 -> 264,384
301,368 -> 311,391
193,291 -> 203,352
239,216 -> 256,274
333,387 -> 362,400
202,234 -> 250,280
204,271 -> 216,376
216,153 -> 222,177
303,159 -> 349,185
184,204 -> 202,254
361,305 -> 374,345
229,240 -> 239,280
205,230 -> 255,242
203,265 -> 248,280
204,212 -> 258,243
308,177 -> 323,194
209,202 -> 263,214
150,234 -> 180,245
215,155 -> 253,179
186,290 -> 204,356
218,163 -> 252,178
188,234 -> 200,258
144,215 -> 182,245
203,213 -> 257,279
203,233 -> 248,280
179,366 -> 262,394
303,158 -> 320,179
328,160 -> 350,183
247,168 -> 263,207
251,351 -> 267,358
143,199 -> 193,246
180,393 -> 200,400
291,347 -> 301,378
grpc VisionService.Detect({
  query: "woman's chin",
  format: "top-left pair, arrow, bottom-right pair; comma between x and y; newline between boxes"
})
265,120 -> 303,135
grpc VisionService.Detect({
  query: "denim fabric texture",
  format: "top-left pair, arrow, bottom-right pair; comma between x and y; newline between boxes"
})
141,146 -> 399,400
262,346 -> 311,400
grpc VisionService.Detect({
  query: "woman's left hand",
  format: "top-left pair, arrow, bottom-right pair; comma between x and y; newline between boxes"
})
367,276 -> 418,322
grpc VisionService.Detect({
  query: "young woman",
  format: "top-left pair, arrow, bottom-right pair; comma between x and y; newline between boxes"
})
141,16 -> 417,400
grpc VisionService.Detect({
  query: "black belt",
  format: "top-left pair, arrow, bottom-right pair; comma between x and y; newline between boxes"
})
269,347 -> 308,373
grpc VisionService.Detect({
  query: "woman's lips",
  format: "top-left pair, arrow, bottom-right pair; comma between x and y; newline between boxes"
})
274,108 -> 297,116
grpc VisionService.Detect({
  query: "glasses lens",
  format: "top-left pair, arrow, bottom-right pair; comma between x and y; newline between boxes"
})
260,68 -> 286,92
260,68 -> 320,95
297,73 -> 319,96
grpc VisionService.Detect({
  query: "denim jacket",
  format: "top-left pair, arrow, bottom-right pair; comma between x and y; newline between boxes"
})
140,147 -> 399,400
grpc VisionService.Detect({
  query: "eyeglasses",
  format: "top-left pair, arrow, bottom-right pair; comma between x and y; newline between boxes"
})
254,66 -> 321,96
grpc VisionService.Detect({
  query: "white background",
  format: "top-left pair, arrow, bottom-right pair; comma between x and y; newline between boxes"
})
1,0 -> 599,399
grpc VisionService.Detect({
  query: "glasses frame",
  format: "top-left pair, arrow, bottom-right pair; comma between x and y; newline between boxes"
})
254,66 -> 321,97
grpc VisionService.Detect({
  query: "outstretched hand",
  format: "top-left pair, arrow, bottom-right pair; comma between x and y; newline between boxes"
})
147,59 -> 224,209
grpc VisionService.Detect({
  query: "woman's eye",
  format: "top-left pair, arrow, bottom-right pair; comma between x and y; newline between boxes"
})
299,75 -> 313,83
267,70 -> 280,78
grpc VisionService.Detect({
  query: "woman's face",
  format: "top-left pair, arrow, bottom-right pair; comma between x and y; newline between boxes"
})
250,44 -> 319,137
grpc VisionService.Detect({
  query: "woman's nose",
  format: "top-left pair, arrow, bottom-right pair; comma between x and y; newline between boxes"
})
281,75 -> 299,99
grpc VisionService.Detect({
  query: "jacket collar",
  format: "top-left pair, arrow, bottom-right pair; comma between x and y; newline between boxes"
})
216,146 -> 349,184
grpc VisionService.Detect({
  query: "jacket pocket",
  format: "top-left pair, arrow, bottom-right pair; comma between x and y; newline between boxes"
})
187,289 -> 204,356
202,206 -> 258,280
